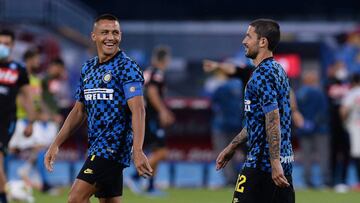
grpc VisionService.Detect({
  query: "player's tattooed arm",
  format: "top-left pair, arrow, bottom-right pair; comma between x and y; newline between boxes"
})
265,109 -> 281,160
265,108 -> 290,187
230,128 -> 248,149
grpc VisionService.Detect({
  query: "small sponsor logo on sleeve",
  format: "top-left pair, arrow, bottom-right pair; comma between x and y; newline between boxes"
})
130,86 -> 136,92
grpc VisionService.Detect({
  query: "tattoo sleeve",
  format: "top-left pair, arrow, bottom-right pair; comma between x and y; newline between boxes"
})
265,109 -> 281,160
230,128 -> 248,148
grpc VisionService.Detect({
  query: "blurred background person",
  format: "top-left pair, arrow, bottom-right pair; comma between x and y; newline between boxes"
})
207,68 -> 243,187
41,57 -> 72,125
326,53 -> 352,193
296,69 -> 330,188
340,73 -> 360,191
126,45 -> 175,196
9,48 -> 58,194
0,29 -> 35,203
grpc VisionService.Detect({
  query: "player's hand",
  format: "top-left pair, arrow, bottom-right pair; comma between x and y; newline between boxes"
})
44,144 -> 59,172
159,109 -> 175,127
23,123 -> 33,137
216,146 -> 235,170
133,149 -> 153,178
203,59 -> 219,73
292,111 -> 304,128
270,159 -> 290,188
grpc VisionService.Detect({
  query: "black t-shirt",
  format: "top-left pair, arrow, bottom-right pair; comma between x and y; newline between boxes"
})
0,61 -> 29,118
144,66 -> 165,117
230,65 -> 254,86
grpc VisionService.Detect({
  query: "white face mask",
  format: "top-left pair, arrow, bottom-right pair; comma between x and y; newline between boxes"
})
0,44 -> 10,60
335,67 -> 348,80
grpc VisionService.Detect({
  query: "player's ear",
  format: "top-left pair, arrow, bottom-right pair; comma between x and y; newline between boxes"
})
259,37 -> 268,48
91,32 -> 96,42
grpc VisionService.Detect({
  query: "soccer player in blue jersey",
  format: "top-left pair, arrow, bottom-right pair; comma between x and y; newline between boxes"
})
44,14 -> 153,203
216,19 -> 295,203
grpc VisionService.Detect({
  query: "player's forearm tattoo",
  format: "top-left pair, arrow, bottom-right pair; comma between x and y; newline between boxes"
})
265,109 -> 281,160
230,128 -> 248,147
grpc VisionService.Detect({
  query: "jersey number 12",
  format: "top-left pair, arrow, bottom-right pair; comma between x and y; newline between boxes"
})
235,174 -> 247,193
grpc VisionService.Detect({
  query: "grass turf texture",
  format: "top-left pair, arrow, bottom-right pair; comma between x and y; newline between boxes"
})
13,188 -> 360,203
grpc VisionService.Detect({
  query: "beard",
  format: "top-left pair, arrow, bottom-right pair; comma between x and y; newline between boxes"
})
245,48 -> 258,59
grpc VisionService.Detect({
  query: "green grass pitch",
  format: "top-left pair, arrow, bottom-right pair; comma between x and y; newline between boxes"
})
12,188 -> 360,203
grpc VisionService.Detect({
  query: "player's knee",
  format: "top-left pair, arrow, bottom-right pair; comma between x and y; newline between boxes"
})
67,194 -> 82,203
68,190 -> 87,203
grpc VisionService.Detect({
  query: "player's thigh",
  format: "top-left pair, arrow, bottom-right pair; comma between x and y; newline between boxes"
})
69,179 -> 97,200
262,174 -> 295,203
94,163 -> 124,199
271,176 -> 295,203
77,155 -> 124,199
232,168 -> 261,203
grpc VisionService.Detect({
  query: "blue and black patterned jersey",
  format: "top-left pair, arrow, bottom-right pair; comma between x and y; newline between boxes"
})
243,57 -> 293,175
75,50 -> 144,167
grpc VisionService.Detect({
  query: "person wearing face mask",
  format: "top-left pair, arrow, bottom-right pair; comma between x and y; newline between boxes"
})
0,29 -> 36,203
326,60 -> 351,192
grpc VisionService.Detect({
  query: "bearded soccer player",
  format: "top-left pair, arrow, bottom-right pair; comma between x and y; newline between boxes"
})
216,19 -> 295,203
0,29 -> 35,203
44,14 -> 153,203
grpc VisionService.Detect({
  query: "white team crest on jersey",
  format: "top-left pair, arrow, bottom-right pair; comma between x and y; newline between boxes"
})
102,72 -> 112,83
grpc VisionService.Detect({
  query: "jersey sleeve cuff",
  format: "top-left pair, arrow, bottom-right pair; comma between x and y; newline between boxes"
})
123,81 -> 143,101
262,102 -> 278,114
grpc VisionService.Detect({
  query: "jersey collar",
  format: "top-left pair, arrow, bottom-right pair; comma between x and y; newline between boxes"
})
97,50 -> 122,65
257,57 -> 273,67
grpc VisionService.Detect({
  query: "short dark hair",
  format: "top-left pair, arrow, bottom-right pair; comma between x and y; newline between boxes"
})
249,19 -> 280,51
94,13 -> 119,24
152,45 -> 171,62
0,29 -> 15,42
23,49 -> 39,61
49,57 -> 65,67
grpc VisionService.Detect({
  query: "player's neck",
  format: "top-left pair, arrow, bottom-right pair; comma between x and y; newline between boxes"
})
98,49 -> 120,64
253,50 -> 273,67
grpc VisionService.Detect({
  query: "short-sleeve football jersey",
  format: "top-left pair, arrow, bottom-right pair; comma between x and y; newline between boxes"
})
243,57 -> 293,175
0,61 -> 29,118
75,50 -> 144,167
143,66 -> 165,117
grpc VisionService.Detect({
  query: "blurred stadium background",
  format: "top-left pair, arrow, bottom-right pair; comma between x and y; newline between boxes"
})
1,0 -> 360,202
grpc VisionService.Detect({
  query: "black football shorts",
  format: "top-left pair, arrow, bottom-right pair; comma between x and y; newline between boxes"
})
232,168 -> 295,203
77,155 -> 124,198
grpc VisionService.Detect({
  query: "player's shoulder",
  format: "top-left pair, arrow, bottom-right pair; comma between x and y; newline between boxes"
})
116,50 -> 141,71
256,58 -> 285,77
257,58 -> 276,72
81,56 -> 98,72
